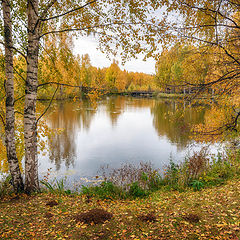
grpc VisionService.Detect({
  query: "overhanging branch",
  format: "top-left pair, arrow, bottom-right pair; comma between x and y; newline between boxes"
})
177,0 -> 239,28
39,21 -> 158,39
41,0 -> 58,19
36,84 -> 59,123
0,41 -> 27,61
40,0 -> 98,22
0,112 -> 5,127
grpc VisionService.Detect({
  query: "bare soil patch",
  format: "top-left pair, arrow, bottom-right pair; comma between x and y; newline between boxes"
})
74,208 -> 113,224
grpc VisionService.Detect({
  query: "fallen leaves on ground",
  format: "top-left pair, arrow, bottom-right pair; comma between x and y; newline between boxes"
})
0,179 -> 239,239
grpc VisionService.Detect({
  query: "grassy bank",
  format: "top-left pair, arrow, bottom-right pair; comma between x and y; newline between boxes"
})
79,147 -> 240,199
0,178 -> 239,239
155,92 -> 185,99
1,147 -> 239,239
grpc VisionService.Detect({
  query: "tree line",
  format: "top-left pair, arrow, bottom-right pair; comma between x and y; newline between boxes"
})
38,36 -> 156,98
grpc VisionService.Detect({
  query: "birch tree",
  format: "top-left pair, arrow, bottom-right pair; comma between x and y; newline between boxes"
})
1,0 -> 23,192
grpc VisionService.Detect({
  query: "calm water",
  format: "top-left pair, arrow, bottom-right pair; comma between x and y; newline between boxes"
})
39,96 -> 215,185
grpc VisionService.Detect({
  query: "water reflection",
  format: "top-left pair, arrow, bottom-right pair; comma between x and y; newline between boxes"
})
151,100 -> 206,150
47,100 -> 96,170
40,96 -> 207,178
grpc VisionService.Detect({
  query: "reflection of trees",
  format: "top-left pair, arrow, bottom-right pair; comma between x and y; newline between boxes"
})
103,96 -> 206,150
104,96 -> 125,126
47,100 -> 96,170
151,100 -> 206,150
126,97 -> 155,109
45,96 -> 207,170
104,96 -> 154,126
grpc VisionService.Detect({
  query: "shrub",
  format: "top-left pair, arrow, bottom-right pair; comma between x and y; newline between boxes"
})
147,170 -> 164,191
100,162 -> 164,192
201,156 -> 233,186
40,178 -> 72,195
81,181 -> 124,199
162,146 -> 239,190
0,175 -> 14,198
190,180 -> 204,191
128,182 -> 148,198
187,148 -> 209,181
164,158 -> 180,188
81,162 -> 164,199
81,180 -> 150,199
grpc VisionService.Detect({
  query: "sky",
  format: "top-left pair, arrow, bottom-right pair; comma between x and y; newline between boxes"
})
74,36 -> 156,74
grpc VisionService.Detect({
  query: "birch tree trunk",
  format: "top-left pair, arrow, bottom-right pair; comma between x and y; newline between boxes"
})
24,0 -> 40,193
2,0 -> 24,192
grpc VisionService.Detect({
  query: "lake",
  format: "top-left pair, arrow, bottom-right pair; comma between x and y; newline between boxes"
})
39,96 -> 218,186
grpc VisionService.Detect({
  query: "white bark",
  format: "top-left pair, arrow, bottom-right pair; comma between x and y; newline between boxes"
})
2,0 -> 24,192
24,0 -> 40,193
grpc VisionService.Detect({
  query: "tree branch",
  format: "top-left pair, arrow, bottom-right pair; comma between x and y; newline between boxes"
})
220,45 -> 240,66
38,81 -> 84,89
40,0 -> 97,21
15,111 -> 24,116
36,85 -> 59,123
225,0 -> 240,7
0,40 -> 27,60
176,24 -> 239,30
40,0 -> 58,19
13,66 -> 26,83
28,0 -> 39,18
214,0 -> 223,44
14,95 -> 25,103
226,111 -> 240,131
177,33 -> 240,67
0,112 -> 5,127
163,70 -> 239,91
177,0 -> 239,28
39,21 -> 154,38
37,82 -> 106,95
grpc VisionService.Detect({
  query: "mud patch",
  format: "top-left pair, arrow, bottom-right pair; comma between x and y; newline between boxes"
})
46,200 -> 58,207
138,212 -> 157,222
74,208 -> 113,224
182,213 -> 200,223
44,212 -> 54,218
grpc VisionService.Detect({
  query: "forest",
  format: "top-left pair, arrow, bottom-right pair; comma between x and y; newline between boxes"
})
0,0 -> 239,239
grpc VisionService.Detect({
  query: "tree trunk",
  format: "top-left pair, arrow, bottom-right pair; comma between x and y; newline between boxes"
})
2,0 -> 24,192
24,0 -> 40,193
